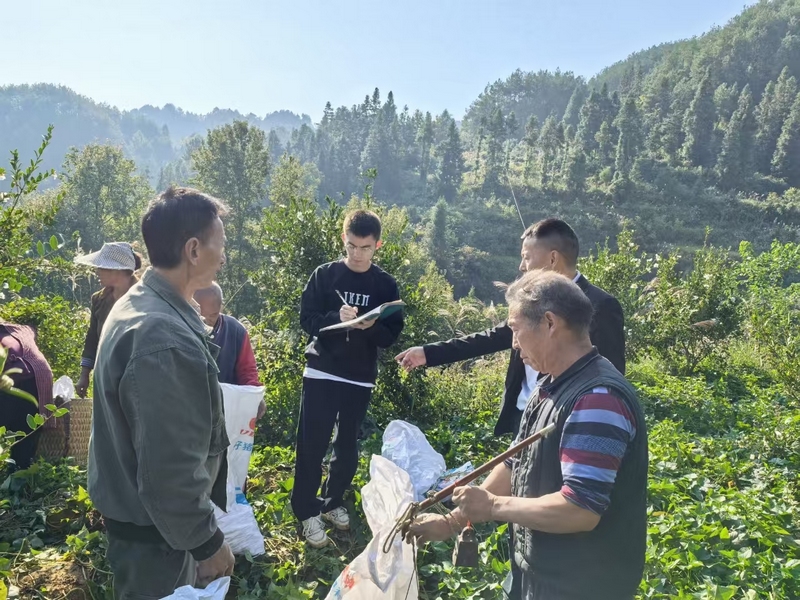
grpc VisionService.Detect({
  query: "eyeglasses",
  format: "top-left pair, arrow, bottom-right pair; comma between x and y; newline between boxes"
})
345,243 -> 375,255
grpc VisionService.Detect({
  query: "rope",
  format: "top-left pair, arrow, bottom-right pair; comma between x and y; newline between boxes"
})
505,163 -> 526,231
383,501 -> 419,554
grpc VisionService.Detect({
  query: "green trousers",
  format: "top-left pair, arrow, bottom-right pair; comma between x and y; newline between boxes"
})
106,532 -> 196,599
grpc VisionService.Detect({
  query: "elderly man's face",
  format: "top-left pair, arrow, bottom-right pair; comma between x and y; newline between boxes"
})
508,307 -> 550,372
197,296 -> 221,328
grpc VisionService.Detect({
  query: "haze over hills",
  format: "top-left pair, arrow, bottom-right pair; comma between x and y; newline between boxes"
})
4,0 -> 800,300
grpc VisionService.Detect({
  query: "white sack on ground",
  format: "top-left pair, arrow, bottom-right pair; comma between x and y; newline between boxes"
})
324,455 -> 418,600
381,420 -> 446,501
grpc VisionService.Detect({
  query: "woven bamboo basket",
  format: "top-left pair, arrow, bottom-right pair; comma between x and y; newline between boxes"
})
36,397 -> 93,466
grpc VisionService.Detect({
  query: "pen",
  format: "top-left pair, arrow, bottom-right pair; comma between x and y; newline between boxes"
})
335,289 -> 353,342
335,289 -> 350,306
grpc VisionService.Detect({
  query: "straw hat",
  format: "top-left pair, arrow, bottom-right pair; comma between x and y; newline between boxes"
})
74,242 -> 137,271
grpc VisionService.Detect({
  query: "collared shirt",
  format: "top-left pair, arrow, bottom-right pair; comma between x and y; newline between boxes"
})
514,271 -> 582,412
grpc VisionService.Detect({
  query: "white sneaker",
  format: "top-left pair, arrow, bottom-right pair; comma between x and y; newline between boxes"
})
322,507 -> 350,531
302,515 -> 329,548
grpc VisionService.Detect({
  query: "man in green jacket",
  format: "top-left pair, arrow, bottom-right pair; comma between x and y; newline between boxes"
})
88,186 -> 234,599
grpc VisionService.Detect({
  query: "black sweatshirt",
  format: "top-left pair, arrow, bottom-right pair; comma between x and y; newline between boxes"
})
300,260 -> 404,384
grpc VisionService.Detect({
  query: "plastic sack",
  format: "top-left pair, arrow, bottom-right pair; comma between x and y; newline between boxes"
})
433,462 -> 474,502
213,383 -> 265,556
52,375 -> 75,401
325,455 -> 417,600
381,420 -> 446,501
159,577 -> 230,600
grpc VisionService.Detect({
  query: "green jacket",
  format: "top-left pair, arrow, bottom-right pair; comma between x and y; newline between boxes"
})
88,268 -> 229,560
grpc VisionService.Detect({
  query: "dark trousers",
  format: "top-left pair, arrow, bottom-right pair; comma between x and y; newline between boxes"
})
106,531 -> 195,599
291,377 -> 371,522
0,378 -> 41,470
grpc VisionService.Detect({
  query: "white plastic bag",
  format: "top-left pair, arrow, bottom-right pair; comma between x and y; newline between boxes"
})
213,383 -> 265,556
325,455 -> 417,600
159,576 -> 230,600
381,420 -> 446,501
52,375 -> 75,401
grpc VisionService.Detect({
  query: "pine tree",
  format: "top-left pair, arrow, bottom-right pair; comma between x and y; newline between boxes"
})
772,92 -> 800,187
267,130 -> 284,164
614,97 -> 644,176
595,121 -> 615,167
484,107 -> 507,191
418,111 -> 434,186
538,115 -> 560,187
563,147 -> 587,193
563,86 -> 587,127
577,89 -> 604,152
715,85 -> 754,188
682,70 -> 716,168
506,111 -> 519,140
755,69 -> 798,174
435,119 -> 466,203
428,198 -> 451,273
645,76 -> 673,156
523,115 -> 540,185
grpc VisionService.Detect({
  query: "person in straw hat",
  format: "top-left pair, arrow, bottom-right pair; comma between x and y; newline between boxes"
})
73,242 -> 143,398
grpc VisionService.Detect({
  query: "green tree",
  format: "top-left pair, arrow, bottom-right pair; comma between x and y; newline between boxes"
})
754,68 -> 798,174
562,86 -> 587,127
267,129 -> 284,164
58,145 -> 152,254
682,70 -> 717,168
771,92 -> 800,187
361,112 -> 399,200
523,115 -> 540,185
563,147 -> 587,193
434,119 -> 465,203
418,111 -> 434,187
577,89 -> 604,152
428,198 -> 451,273
191,120 -> 271,315
595,121 -> 615,167
614,97 -> 644,177
483,107 -> 507,191
644,76 -> 674,157
715,85 -> 754,188
538,115 -> 561,187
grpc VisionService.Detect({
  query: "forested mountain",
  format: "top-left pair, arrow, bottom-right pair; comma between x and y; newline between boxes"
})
5,0 -> 800,302
0,84 -> 309,181
128,104 -> 311,144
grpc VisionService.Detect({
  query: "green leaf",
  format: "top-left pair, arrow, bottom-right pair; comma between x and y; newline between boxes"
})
54,408 -> 69,418
49,235 -> 58,250
36,240 -> 44,257
45,404 -> 57,412
26,413 -> 36,430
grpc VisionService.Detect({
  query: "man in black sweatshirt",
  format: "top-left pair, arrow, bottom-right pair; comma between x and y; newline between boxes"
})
396,218 -> 625,439
291,210 -> 404,548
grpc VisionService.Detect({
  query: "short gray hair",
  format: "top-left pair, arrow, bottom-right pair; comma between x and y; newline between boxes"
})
506,271 -> 593,334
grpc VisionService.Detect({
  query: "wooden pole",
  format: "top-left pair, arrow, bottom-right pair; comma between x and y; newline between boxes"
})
416,422 -> 557,512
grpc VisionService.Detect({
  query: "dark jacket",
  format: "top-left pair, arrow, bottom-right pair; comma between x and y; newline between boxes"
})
301,260 -> 404,384
423,274 -> 625,436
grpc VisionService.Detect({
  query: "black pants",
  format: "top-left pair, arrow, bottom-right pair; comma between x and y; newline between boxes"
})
0,378 -> 41,470
291,377 -> 371,521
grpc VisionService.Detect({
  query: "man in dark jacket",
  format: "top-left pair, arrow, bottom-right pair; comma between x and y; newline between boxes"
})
406,271 -> 647,600
396,218 -> 625,438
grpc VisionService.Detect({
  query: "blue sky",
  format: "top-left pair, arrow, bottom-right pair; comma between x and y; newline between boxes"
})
5,0 -> 748,121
